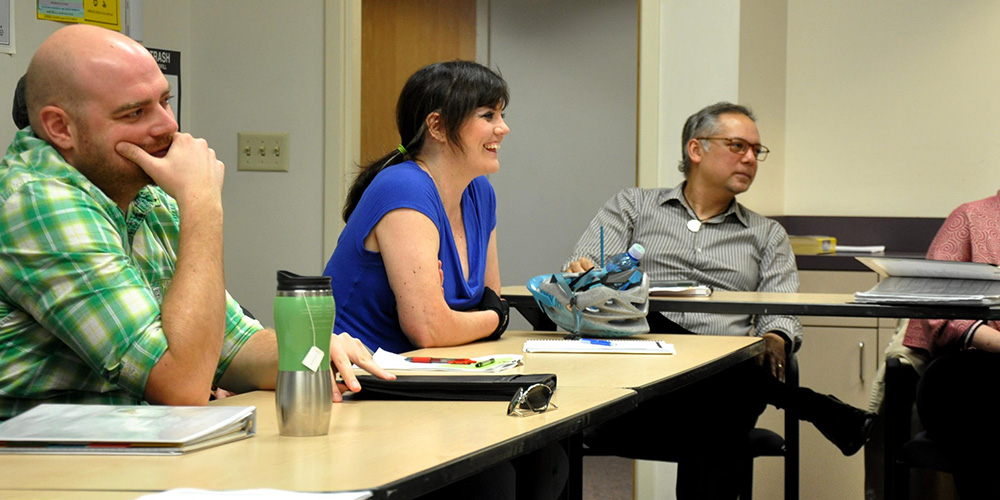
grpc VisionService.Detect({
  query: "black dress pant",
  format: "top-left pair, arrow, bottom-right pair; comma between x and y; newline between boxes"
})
421,442 -> 569,500
584,360 -> 768,500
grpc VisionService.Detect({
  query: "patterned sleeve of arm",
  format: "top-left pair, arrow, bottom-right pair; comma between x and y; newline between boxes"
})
754,222 -> 803,352
0,181 -> 167,399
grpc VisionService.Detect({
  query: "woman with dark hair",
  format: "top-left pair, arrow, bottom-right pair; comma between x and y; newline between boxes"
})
325,60 -> 566,500
324,60 -> 510,354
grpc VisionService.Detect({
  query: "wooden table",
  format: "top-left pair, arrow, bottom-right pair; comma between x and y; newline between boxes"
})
0,492 -> 143,500
0,387 -> 634,500
0,331 -> 761,500
404,330 -> 763,402
402,330 -> 763,499
502,285 -> 1000,321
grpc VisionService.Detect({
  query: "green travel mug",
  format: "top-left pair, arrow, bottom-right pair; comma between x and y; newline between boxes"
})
274,270 -> 335,436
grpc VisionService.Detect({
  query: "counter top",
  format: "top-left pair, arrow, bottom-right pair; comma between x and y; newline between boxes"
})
794,251 -> 926,272
771,216 -> 942,272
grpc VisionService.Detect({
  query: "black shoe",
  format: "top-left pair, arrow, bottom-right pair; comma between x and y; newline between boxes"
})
809,395 -> 876,456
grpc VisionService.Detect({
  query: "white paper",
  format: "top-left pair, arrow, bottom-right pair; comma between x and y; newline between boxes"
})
835,245 -> 885,253
854,277 -> 1000,306
369,349 -> 522,372
0,0 -> 14,55
856,257 -> 1000,280
137,489 -> 372,500
302,346 -> 324,372
523,339 -> 676,354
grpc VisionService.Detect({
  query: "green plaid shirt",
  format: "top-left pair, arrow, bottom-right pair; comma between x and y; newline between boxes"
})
0,130 -> 262,420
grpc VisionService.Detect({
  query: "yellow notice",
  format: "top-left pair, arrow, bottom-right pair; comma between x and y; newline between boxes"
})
37,0 -> 121,31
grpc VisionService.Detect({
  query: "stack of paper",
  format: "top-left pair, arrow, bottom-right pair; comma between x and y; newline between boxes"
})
650,281 -> 712,297
0,404 -> 256,455
854,257 -> 1000,306
835,245 -> 886,253
523,339 -> 675,354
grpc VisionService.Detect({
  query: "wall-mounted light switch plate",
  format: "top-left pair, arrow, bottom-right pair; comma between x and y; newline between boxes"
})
237,132 -> 290,172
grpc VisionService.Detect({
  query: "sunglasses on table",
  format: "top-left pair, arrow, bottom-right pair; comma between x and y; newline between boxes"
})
507,383 -> 558,417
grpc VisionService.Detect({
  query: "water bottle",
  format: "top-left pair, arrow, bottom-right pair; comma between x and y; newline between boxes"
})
274,270 -> 335,437
601,243 -> 645,291
604,243 -> 645,273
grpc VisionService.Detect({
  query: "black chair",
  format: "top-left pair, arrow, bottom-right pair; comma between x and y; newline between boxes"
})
740,351 -> 799,500
13,74 -> 29,130
576,352 -> 800,500
883,357 -> 954,500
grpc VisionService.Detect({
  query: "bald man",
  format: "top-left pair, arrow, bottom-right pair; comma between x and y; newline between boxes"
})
0,25 -> 391,419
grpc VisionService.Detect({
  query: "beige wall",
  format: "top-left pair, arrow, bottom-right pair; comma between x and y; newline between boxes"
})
0,2 -> 327,327
141,2 -> 192,131
189,1 -> 328,327
736,0 -> 787,216
0,3 -> 191,144
640,0 -> 1000,219
7,1 -> 1000,324
640,0 -> 786,221
0,5 -> 60,146
784,0 -> 1000,217
650,0 -> 741,190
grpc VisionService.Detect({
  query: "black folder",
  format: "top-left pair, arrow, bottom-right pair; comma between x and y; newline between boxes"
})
351,373 -> 556,401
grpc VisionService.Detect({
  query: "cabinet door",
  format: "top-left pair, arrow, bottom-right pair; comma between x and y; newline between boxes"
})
799,326 -> 879,499
798,270 -> 879,328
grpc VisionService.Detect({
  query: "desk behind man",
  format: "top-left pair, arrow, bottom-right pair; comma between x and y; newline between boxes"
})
566,102 -> 873,500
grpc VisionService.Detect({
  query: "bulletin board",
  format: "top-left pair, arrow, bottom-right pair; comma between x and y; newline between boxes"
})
37,0 -> 121,31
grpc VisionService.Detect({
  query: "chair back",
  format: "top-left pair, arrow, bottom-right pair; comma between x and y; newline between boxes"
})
883,357 -> 954,500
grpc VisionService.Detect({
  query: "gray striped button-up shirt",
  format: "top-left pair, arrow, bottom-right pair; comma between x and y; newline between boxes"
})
567,183 -> 802,351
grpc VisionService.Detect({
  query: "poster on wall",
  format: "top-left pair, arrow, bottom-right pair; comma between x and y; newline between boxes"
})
0,0 -> 13,55
37,0 -> 121,32
147,47 -> 181,128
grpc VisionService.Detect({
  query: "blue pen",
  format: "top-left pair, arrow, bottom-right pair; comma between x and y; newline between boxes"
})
581,338 -> 611,346
600,226 -> 605,268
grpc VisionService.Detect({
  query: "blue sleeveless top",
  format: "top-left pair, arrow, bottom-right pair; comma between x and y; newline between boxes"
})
323,162 -> 497,353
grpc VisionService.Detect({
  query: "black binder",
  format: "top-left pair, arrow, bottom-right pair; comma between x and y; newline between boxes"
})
351,373 -> 556,401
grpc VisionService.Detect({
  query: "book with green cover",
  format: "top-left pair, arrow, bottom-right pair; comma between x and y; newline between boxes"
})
0,404 -> 256,455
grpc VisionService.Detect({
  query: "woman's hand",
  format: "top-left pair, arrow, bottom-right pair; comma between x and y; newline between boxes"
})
565,257 -> 595,273
329,331 -> 395,402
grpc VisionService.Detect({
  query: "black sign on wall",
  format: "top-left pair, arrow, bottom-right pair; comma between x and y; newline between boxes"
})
146,47 -> 181,128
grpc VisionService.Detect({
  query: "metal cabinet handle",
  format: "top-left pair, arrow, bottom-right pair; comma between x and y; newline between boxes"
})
858,341 -> 865,383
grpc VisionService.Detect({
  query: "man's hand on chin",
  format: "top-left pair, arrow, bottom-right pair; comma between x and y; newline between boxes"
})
115,134 -> 224,208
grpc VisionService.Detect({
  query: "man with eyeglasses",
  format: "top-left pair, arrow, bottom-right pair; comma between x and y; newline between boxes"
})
565,102 -> 873,499
566,102 -> 794,361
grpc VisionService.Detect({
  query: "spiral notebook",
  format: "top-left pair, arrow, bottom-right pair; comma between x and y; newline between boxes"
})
523,339 -> 675,354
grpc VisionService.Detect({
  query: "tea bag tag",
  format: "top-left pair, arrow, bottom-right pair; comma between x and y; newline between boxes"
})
302,346 -> 324,372
687,219 -> 702,232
